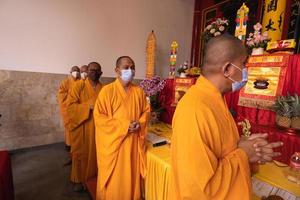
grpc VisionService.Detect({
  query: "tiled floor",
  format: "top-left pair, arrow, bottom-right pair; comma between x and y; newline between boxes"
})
11,143 -> 91,200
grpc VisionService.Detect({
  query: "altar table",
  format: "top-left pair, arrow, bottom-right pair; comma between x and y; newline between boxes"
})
145,123 -> 300,200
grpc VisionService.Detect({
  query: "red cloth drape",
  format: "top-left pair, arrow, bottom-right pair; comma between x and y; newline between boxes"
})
0,151 -> 14,200
159,79 -> 175,124
226,54 -> 300,125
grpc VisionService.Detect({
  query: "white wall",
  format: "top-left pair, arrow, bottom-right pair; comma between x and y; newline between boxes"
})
0,0 -> 194,78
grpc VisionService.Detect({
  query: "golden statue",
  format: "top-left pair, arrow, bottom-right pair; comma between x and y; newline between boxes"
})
238,119 -> 252,137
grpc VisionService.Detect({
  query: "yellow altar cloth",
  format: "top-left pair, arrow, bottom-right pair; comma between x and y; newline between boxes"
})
145,122 -> 172,200
145,123 -> 299,200
253,162 -> 300,198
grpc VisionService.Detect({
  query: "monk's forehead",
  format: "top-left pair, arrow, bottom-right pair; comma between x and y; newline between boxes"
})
89,64 -> 101,70
119,58 -> 133,65
71,66 -> 80,71
81,65 -> 88,70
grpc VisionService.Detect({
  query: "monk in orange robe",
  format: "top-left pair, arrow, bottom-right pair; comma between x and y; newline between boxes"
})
67,62 -> 103,191
57,66 -> 80,150
169,35 -> 283,200
94,56 -> 150,200
80,65 -> 88,80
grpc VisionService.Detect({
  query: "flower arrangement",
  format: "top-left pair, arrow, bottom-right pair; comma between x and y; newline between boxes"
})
203,18 -> 229,42
246,23 -> 270,50
140,75 -> 166,113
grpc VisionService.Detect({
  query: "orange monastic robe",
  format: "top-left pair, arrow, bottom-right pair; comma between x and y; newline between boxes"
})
67,79 -> 102,183
57,77 -> 78,146
169,76 -> 251,200
94,79 -> 150,200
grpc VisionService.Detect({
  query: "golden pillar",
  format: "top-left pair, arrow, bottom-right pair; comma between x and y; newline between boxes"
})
146,31 -> 156,79
262,0 -> 286,41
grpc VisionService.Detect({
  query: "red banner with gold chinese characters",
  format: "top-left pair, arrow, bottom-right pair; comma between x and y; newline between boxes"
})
238,54 -> 289,109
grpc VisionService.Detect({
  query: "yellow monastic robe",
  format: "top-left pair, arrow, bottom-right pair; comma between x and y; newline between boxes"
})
169,76 -> 251,200
67,79 -> 102,183
93,79 -> 150,200
57,77 -> 78,146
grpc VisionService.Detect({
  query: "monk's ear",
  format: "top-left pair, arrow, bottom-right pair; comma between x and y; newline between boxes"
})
222,62 -> 232,78
115,67 -> 121,77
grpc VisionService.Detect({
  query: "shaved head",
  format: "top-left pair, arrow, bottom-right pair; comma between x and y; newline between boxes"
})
88,62 -> 101,71
87,62 -> 102,82
116,56 -> 135,68
202,34 -> 248,74
80,65 -> 88,73
70,66 -> 80,73
201,34 -> 249,94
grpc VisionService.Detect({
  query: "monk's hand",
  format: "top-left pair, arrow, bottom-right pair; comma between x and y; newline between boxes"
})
134,121 -> 141,132
254,141 -> 283,164
128,122 -> 136,133
238,137 -> 264,163
248,133 -> 268,141
129,121 -> 140,133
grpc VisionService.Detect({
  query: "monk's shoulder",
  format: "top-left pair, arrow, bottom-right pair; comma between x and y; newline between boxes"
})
98,82 -> 115,98
59,78 -> 72,91
72,79 -> 85,92
60,77 -> 69,85
177,87 -> 212,116
101,82 -> 114,92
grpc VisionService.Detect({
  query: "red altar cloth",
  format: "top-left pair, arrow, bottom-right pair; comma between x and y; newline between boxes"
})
226,54 -> 300,126
159,78 -> 175,124
0,151 -> 14,200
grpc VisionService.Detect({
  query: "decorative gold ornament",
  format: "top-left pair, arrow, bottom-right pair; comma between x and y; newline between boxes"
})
146,30 -> 156,79
235,3 -> 249,43
169,41 -> 178,78
238,119 -> 252,137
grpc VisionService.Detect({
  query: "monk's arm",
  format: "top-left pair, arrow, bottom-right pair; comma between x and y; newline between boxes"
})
57,80 -> 68,105
66,82 -> 90,130
93,90 -> 131,150
138,91 -> 150,137
172,112 -> 250,199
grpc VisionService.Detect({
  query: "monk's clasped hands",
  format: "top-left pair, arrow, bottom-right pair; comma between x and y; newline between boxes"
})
128,121 -> 141,133
238,133 -> 283,164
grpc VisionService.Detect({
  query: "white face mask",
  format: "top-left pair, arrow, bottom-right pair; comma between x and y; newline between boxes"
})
120,69 -> 135,83
81,72 -> 87,80
71,71 -> 79,78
